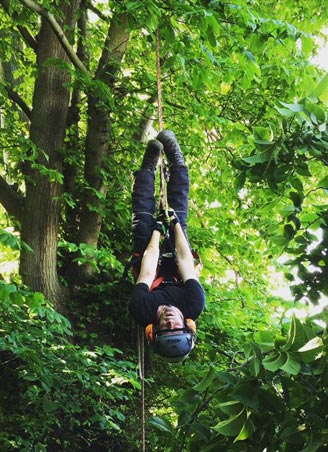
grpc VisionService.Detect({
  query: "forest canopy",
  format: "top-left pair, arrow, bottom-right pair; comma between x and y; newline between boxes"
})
0,0 -> 328,450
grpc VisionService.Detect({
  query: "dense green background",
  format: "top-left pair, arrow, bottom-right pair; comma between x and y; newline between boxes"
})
0,0 -> 328,450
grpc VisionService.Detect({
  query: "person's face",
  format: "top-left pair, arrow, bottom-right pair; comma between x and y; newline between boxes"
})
156,305 -> 184,331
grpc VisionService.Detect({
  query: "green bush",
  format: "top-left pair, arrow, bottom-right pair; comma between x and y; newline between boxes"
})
0,281 -> 139,451
149,315 -> 328,451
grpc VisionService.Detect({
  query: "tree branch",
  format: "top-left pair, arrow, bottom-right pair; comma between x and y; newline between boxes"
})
19,0 -> 88,74
86,0 -> 109,22
0,0 -> 38,50
6,87 -> 31,120
0,175 -> 24,222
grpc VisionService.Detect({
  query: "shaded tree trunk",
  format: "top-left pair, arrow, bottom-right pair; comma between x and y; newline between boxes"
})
20,1 -> 80,309
70,13 -> 130,282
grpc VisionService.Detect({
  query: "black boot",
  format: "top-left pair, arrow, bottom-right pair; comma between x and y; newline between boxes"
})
141,139 -> 163,171
157,130 -> 185,166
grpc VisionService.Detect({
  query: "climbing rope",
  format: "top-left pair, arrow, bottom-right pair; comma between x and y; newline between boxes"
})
137,324 -> 146,452
156,29 -> 169,215
138,29 -> 167,452
156,29 -> 163,132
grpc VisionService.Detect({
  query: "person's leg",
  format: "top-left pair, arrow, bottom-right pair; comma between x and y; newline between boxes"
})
132,139 -> 163,256
132,169 -> 156,256
166,165 -> 189,232
157,131 -> 189,233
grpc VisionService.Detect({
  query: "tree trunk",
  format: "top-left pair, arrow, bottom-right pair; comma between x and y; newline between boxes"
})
20,1 -> 80,310
71,13 -> 130,282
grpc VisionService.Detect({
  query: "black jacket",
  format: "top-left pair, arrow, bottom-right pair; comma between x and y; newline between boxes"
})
129,278 -> 205,327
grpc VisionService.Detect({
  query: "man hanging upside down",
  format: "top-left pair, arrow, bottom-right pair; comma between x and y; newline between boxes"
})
128,130 -> 206,363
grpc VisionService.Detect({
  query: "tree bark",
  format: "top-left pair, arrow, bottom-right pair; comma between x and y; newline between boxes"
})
0,176 -> 23,221
20,1 -> 80,309
0,36 -> 26,221
71,13 -> 130,281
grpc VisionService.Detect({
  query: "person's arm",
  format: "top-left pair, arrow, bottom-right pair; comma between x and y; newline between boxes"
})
136,229 -> 161,288
174,223 -> 198,283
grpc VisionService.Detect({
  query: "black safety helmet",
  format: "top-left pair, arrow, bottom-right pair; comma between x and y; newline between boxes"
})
153,324 -> 195,363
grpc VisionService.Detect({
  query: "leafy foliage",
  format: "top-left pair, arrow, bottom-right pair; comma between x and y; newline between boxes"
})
0,0 -> 328,450
149,315 -> 328,451
0,280 -> 139,451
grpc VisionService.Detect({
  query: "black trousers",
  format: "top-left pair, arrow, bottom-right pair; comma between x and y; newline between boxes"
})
132,165 -> 190,256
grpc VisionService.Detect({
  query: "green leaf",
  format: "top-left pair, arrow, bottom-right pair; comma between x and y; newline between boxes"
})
0,229 -> 21,250
289,176 -> 304,193
304,101 -> 326,124
270,235 -> 289,246
301,36 -> 314,56
232,383 -> 259,410
301,439 -> 325,452
216,371 -> 237,385
10,291 -> 25,306
281,316 -> 307,352
242,148 -> 274,164
254,330 -> 275,352
249,356 -> 261,377
296,336 -> 323,363
148,416 -> 173,433
289,191 -> 303,207
310,73 -> 328,102
279,101 -> 304,112
217,400 -> 243,416
280,353 -> 301,375
180,388 -> 202,405
263,351 -> 288,372
295,163 -> 311,177
234,415 -> 255,442
212,407 -> 247,436
276,106 -> 296,117
253,126 -> 274,142
318,175 -> 328,189
194,366 -> 216,392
